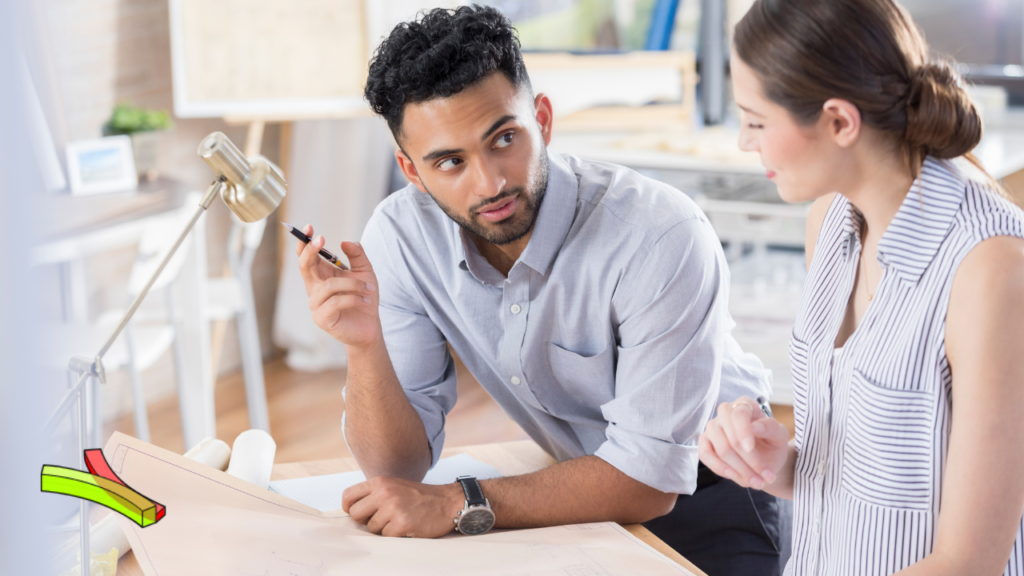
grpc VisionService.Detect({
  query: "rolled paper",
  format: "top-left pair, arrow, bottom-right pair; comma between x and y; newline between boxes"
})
183,437 -> 232,471
226,429 -> 277,489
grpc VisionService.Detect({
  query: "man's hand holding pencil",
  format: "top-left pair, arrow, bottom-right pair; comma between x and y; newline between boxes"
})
294,224 -> 382,351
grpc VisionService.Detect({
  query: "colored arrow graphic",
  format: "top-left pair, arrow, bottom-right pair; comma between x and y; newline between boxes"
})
41,449 -> 166,527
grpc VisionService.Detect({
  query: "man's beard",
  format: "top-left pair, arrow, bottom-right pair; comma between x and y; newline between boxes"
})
427,149 -> 549,246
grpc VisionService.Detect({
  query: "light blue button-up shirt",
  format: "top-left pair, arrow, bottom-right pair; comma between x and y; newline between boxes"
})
358,151 -> 771,494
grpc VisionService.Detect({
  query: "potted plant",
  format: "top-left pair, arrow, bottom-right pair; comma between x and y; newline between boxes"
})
103,103 -> 173,182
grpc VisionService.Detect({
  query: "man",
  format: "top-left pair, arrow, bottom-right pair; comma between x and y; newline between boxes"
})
296,5 -> 780,574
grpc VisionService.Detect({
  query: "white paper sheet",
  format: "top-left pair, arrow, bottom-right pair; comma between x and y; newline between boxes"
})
268,454 -> 504,512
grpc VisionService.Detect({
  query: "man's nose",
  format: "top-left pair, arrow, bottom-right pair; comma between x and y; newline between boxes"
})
471,158 -> 506,200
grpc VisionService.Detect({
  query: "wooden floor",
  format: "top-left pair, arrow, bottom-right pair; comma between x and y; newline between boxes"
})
106,356 -> 793,465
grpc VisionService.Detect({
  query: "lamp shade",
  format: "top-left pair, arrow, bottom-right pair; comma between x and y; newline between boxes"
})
197,132 -> 286,222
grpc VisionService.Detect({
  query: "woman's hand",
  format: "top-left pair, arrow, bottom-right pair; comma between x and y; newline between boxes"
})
296,225 -> 382,351
699,397 -> 793,493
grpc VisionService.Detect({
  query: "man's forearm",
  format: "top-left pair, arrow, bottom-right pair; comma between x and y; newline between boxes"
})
344,337 -> 431,481
481,455 -> 677,528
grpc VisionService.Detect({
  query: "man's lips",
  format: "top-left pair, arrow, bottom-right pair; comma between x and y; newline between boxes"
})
476,196 -> 519,222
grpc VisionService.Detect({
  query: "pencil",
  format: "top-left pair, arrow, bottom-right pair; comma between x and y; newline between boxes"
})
282,222 -> 349,269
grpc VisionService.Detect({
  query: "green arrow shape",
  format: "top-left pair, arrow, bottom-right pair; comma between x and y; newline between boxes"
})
41,465 -> 164,527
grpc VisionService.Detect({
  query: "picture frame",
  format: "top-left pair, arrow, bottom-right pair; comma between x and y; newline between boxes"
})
65,135 -> 138,195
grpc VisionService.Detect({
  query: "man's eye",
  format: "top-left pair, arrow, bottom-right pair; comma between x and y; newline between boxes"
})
438,157 -> 462,171
495,132 -> 514,148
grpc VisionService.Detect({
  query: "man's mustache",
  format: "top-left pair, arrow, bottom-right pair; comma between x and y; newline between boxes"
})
470,187 -> 525,214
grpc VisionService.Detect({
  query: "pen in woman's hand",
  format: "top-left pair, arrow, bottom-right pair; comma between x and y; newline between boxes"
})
282,222 -> 349,270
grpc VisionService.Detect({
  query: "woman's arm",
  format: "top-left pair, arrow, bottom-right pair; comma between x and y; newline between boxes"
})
896,235 -> 1024,576
697,193 -> 838,498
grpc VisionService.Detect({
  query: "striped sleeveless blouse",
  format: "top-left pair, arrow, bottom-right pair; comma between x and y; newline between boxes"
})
785,157 -> 1024,576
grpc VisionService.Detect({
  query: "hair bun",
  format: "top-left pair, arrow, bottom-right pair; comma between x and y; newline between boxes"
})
904,62 -> 982,160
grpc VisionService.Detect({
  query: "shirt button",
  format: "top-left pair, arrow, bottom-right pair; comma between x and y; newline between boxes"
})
510,303 -> 522,314
817,461 -> 826,476
510,376 -> 521,385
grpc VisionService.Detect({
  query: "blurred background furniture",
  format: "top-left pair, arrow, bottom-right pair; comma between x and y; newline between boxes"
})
33,179 -> 216,451
45,198 -> 200,446
207,218 -> 271,433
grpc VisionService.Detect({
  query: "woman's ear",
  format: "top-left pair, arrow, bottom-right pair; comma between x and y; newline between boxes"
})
395,149 -> 428,194
820,98 -> 862,148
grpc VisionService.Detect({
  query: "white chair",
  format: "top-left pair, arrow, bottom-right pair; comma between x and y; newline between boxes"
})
206,217 -> 270,433
47,196 -> 199,446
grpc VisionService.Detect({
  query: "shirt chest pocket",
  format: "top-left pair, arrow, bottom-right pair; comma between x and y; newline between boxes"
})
841,369 -> 936,511
542,342 -> 616,419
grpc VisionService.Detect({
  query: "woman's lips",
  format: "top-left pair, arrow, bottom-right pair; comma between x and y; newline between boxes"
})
766,170 -> 777,179
477,196 -> 519,222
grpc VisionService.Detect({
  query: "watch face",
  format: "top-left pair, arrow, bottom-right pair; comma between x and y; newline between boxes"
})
459,507 -> 495,535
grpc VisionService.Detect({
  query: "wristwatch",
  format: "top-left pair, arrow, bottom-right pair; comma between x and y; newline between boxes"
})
453,476 -> 495,535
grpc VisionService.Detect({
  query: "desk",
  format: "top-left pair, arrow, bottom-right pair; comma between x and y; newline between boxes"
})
113,440 -> 707,576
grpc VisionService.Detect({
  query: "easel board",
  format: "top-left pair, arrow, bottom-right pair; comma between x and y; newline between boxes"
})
168,0 -> 370,118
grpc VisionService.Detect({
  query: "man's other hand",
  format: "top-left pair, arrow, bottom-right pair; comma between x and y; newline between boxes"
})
342,476 -> 465,538
296,224 -> 381,350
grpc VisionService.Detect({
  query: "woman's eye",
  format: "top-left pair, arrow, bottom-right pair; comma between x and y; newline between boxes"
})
495,132 -> 514,148
748,123 -> 764,130
438,157 -> 462,171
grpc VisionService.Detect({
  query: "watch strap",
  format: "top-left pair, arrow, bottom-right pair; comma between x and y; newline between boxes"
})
456,475 -> 486,506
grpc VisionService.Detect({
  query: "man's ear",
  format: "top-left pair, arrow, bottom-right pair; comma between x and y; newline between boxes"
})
534,93 -> 553,146
395,149 -> 428,194
820,98 -> 861,148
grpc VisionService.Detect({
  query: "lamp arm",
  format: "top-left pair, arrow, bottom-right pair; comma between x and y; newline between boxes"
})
95,177 -> 225,359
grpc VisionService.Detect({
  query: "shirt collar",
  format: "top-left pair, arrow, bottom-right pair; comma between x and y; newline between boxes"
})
516,151 -> 578,276
455,150 -> 578,281
842,157 -> 966,283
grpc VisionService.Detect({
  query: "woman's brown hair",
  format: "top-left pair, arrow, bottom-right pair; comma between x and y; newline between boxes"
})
735,0 -> 1011,198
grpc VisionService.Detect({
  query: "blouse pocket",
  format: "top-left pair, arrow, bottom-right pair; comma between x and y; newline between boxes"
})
841,368 -> 935,511
789,334 -> 812,449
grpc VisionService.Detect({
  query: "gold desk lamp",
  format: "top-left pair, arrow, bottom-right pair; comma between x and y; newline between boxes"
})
44,133 -> 285,576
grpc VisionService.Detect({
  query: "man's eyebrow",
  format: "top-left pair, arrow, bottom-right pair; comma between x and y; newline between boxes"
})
420,115 -> 519,162
482,114 -> 517,141
422,148 -> 462,162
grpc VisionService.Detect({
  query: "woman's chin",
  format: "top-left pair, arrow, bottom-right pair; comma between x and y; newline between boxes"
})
774,183 -> 819,205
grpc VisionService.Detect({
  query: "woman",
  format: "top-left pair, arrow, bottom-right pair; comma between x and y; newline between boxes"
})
698,0 -> 1024,574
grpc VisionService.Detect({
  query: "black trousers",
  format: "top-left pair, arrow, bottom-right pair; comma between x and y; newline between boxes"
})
643,464 -> 782,576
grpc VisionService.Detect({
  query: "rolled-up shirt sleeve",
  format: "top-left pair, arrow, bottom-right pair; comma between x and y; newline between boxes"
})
350,210 -> 457,469
594,217 -> 725,495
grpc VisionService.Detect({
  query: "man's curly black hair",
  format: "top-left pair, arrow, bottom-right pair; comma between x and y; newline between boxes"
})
364,4 -> 531,139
